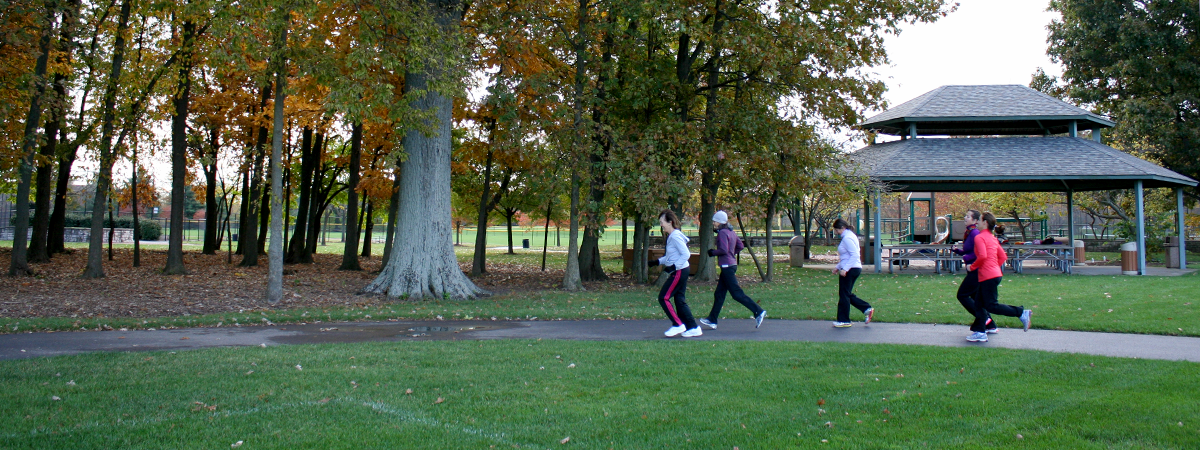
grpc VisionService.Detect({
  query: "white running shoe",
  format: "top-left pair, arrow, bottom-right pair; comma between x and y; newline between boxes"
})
966,332 -> 988,342
864,308 -> 874,325
698,318 -> 717,329
832,322 -> 852,328
664,325 -> 686,337
681,327 -> 703,337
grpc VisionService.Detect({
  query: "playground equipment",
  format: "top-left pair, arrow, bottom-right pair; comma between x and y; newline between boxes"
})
931,216 -> 951,244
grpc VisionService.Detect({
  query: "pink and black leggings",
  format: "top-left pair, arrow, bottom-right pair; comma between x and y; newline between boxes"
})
657,266 -> 697,329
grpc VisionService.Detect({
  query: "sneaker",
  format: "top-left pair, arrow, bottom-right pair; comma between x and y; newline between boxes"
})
985,328 -> 999,334
664,325 -> 686,337
754,311 -> 766,329
832,322 -> 853,328
698,318 -> 717,330
863,308 -> 874,325
1020,310 -> 1032,332
966,332 -> 988,342
681,327 -> 703,337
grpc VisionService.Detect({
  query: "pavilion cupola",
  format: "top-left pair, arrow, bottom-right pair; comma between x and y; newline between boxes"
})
858,85 -> 1115,138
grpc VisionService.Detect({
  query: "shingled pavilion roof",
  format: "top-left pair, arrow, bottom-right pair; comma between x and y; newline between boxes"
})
850,84 -> 1193,274
848,136 -> 1198,192
859,85 -> 1115,136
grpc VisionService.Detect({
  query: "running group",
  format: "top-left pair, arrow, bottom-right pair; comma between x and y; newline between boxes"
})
650,209 -> 1030,342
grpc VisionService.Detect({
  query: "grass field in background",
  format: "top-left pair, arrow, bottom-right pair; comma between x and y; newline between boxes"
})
1,340 -> 1197,449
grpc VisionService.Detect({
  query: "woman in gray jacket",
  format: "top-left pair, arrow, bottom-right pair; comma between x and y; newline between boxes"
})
648,209 -> 702,337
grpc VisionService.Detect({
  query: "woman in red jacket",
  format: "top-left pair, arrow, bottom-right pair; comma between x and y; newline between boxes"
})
966,212 -> 1032,342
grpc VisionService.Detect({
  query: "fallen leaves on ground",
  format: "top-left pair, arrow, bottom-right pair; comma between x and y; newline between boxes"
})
0,248 -> 636,319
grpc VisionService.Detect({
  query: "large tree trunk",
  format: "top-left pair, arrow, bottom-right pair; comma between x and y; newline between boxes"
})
29,95 -> 58,264
257,181 -> 270,255
360,199 -> 374,258
239,86 -> 270,266
471,147 -> 495,276
235,162 -> 250,255
41,0 -> 81,259
694,171 -> 718,281
9,3 -> 57,275
339,122 -> 362,271
541,199 -> 552,271
201,126 -> 220,254
164,18 -> 197,275
504,207 -> 516,254
764,188 -> 780,282
364,1 -> 483,299
285,127 -> 313,263
48,139 -> 76,255
131,146 -> 141,267
267,17 -> 289,305
632,213 -> 648,284
303,131 -> 326,259
82,0 -> 132,279
561,0 -> 591,292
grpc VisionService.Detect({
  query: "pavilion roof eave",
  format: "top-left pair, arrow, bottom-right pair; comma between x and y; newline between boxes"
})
868,175 -> 1197,193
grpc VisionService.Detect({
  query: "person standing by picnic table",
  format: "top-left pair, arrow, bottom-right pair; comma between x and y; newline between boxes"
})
965,212 -> 1032,342
832,218 -> 874,328
647,209 -> 702,338
952,210 -> 997,335
698,211 -> 766,330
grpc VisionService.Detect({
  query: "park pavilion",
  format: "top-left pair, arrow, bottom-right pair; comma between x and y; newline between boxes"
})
849,85 -> 1196,275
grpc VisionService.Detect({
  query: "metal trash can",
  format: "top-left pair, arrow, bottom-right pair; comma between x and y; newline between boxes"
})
1120,242 -> 1138,275
789,236 -> 805,268
521,239 -> 530,249
860,236 -> 875,265
1074,240 -> 1086,264
1165,236 -> 1181,269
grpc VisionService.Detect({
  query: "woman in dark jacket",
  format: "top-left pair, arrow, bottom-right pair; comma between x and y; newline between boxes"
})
699,211 -> 766,330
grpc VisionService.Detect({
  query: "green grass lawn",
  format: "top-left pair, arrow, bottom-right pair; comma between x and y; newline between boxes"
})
2,340 -> 1197,449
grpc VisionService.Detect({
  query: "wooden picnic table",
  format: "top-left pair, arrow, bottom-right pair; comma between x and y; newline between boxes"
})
881,243 -> 1074,274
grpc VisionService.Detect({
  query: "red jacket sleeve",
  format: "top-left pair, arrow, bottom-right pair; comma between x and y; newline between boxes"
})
969,233 -> 991,272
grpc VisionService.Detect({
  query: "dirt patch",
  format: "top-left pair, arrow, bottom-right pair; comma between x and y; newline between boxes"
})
0,248 -> 636,319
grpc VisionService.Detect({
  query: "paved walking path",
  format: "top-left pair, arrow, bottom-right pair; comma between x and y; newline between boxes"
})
2,319 -> 1198,363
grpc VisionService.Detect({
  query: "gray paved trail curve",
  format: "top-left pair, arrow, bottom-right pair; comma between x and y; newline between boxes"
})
1,319 -> 1198,363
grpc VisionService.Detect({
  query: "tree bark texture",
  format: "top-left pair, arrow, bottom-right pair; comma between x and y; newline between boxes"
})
286,127 -> 313,263
764,188 -> 780,282
83,0 -> 132,278
363,0 -> 483,300
360,200 -> 374,258
131,146 -> 141,267
239,84 -> 270,266
267,18 -> 289,304
202,126 -> 220,254
693,171 -> 718,281
339,122 -> 363,271
164,18 -> 197,275
43,0 -> 81,258
9,4 -> 57,276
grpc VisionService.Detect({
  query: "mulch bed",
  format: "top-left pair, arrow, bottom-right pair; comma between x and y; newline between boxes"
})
0,247 -> 633,319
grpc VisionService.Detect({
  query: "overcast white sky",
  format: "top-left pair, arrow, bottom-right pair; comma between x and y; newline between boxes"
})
855,0 -> 1063,146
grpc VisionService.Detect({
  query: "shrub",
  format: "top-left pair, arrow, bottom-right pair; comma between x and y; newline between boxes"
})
60,214 -> 162,241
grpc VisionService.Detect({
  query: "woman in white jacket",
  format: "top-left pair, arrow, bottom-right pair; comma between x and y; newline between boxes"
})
831,218 -> 874,328
648,209 -> 702,337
